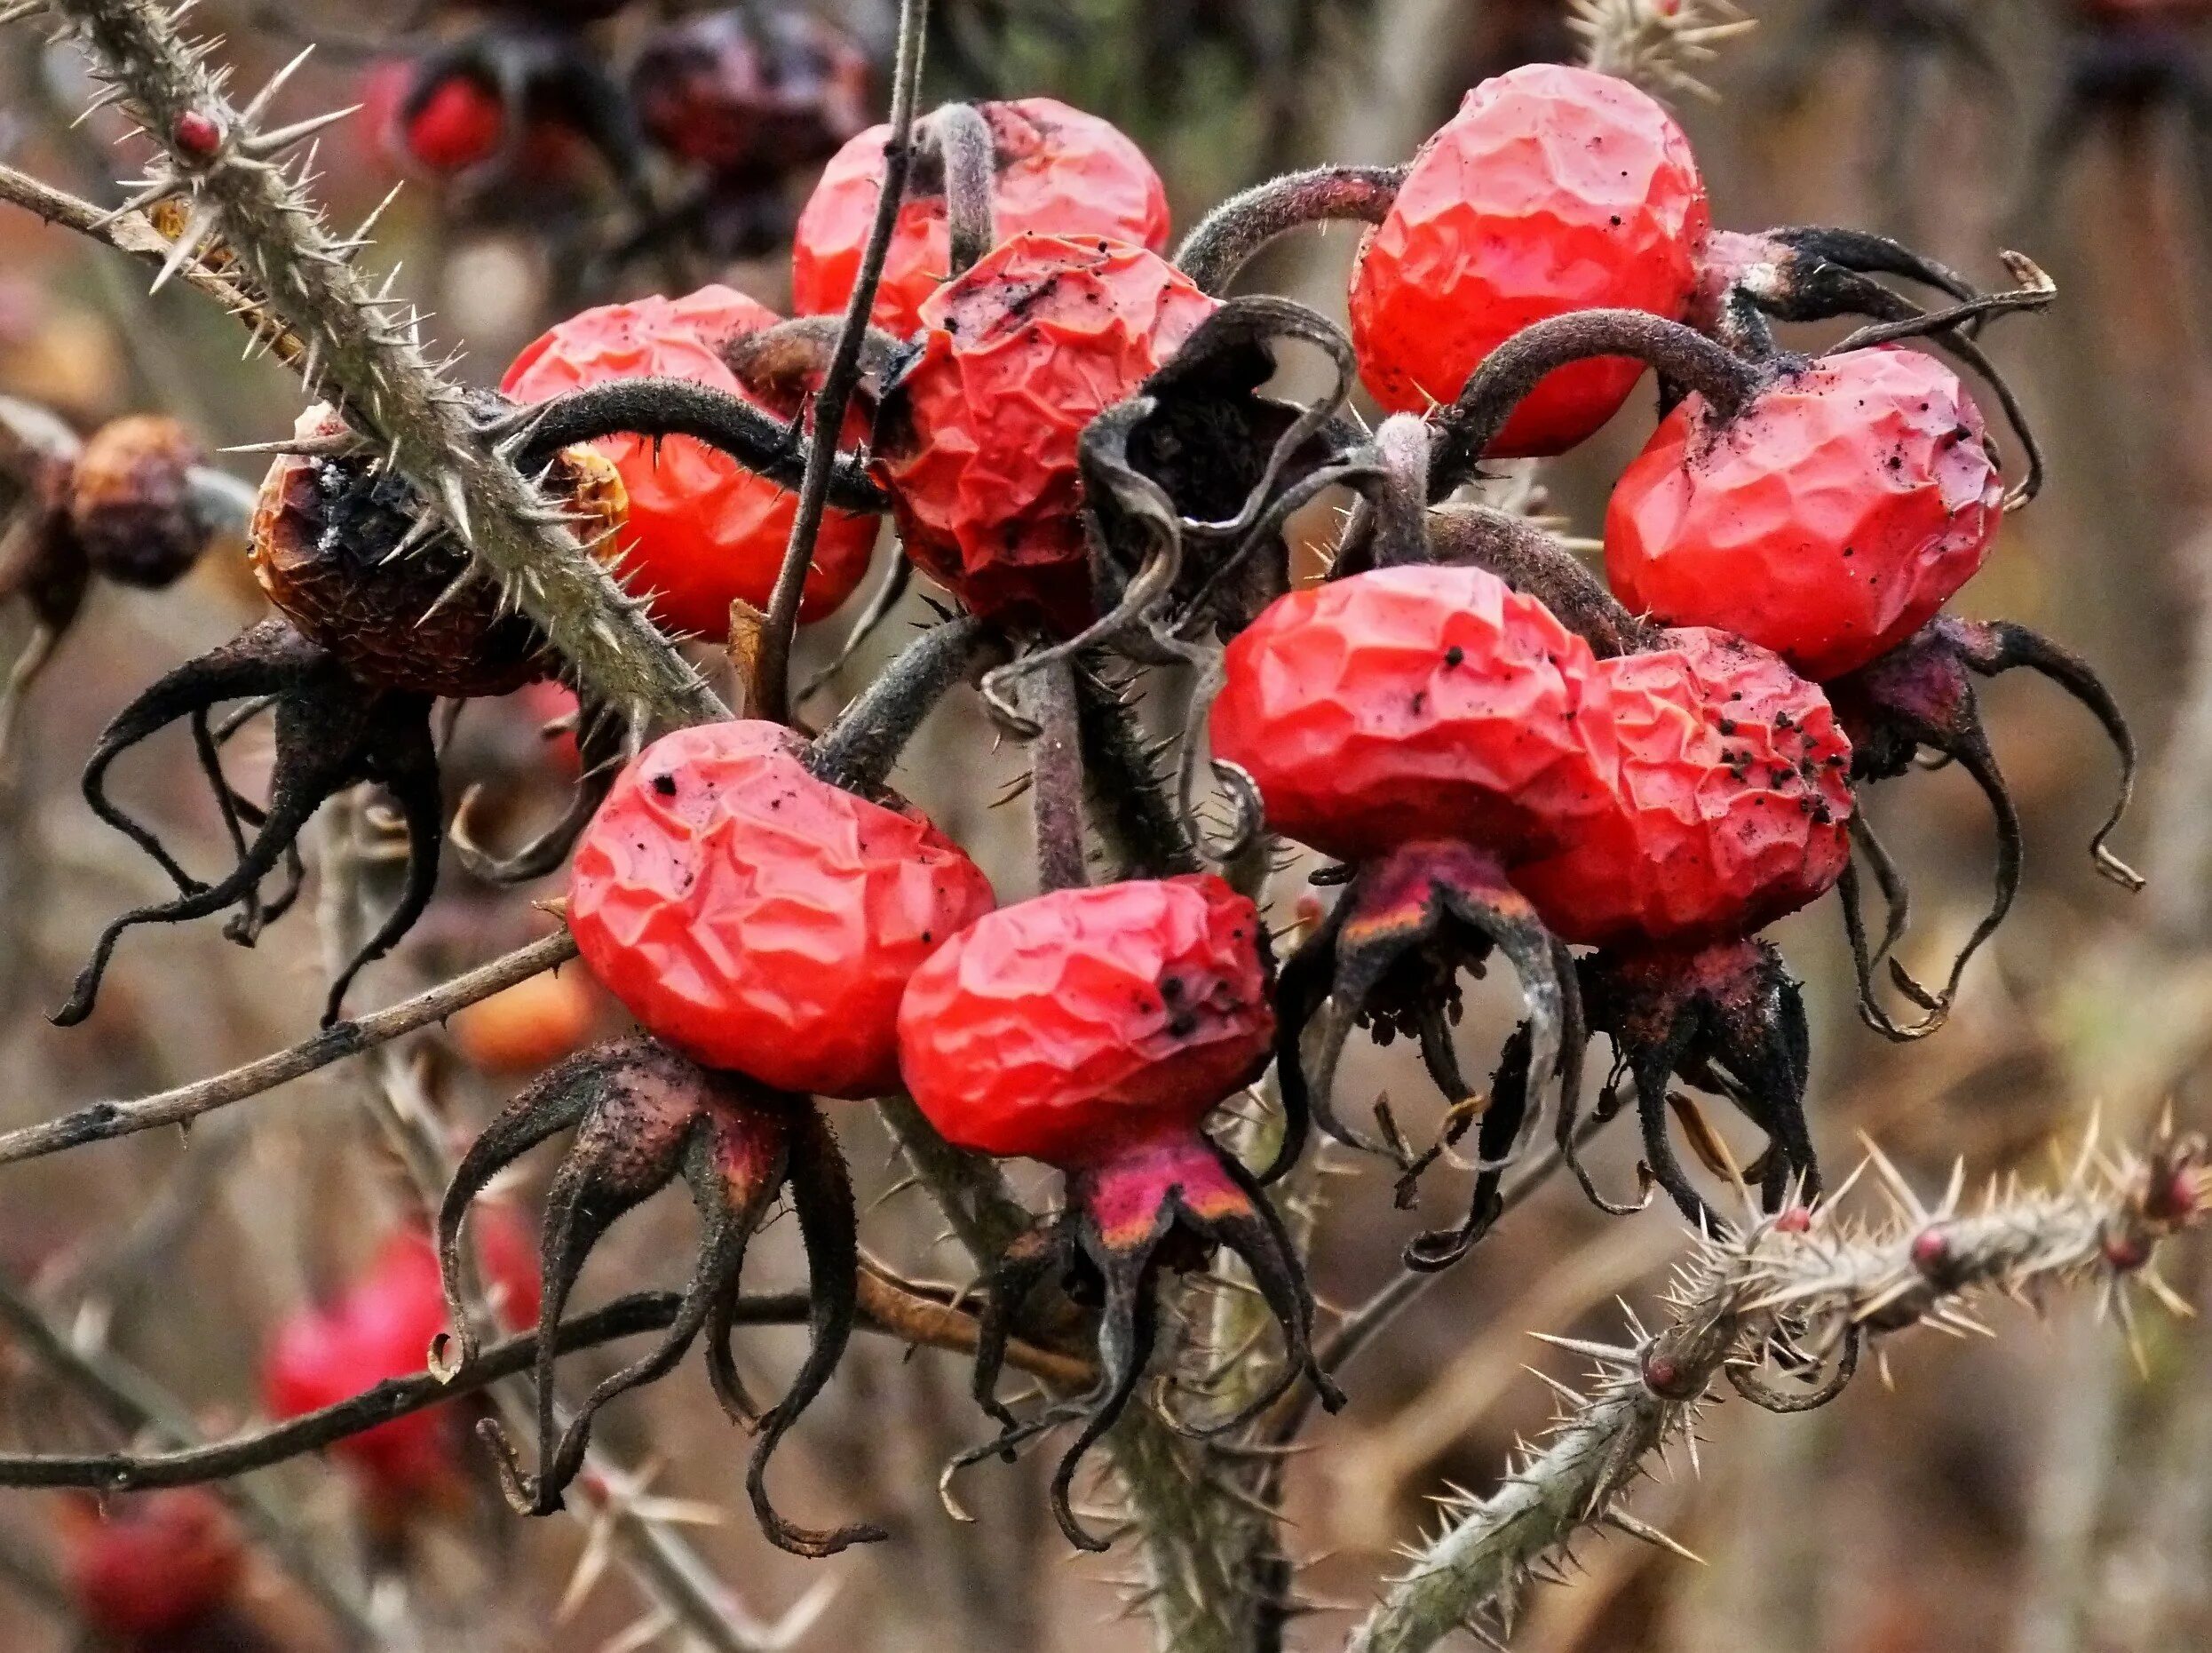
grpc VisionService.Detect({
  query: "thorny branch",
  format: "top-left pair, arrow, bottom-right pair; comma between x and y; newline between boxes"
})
17,0 -> 726,727
1347,1130 -> 2208,1653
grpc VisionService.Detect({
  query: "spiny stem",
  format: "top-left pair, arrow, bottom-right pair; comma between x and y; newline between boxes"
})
1173,163 -> 1406,296
30,0 -> 724,727
805,613 -> 1003,796
1348,1130 -> 2208,1653
1027,656 -> 1089,893
754,0 -> 929,725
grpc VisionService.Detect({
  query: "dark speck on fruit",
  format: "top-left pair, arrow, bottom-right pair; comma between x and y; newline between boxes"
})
653,774 -> 678,796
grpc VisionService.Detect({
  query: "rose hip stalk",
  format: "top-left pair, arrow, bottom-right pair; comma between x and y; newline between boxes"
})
53,402 -> 627,1029
437,718 -> 994,1556
1212,560 -> 1618,1179
900,875 -> 1341,1550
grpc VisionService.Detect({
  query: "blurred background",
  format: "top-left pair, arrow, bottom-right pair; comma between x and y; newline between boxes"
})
3,0 -> 2209,1648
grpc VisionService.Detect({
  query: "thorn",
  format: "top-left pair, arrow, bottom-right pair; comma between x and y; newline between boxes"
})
148,203 -> 218,293
238,44 -> 315,123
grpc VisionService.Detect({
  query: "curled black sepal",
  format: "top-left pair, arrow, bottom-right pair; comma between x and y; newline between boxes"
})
1829,616 -> 2139,1039
975,297 -> 1378,728
433,1037 -> 884,1557
1577,938 -> 1820,1236
954,1136 -> 1341,1553
55,618 -> 443,1030
1271,840 -> 1576,1184
452,690 -> 630,886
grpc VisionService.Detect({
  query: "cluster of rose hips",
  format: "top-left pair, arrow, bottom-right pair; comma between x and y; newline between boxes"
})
53,50 -> 2139,1561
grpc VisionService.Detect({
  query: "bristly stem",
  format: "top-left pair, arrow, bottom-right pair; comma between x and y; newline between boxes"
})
1027,656 -> 1090,893
754,0 -> 929,725
1173,163 -> 1407,295
930,100 -> 999,276
806,613 -> 1003,796
1429,310 -> 1767,497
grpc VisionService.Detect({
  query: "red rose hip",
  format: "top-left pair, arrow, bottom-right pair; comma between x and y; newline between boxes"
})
793,97 -> 1169,337
873,234 -> 1217,632
1349,64 -> 1709,456
503,285 -> 877,640
1605,346 -> 2005,681
569,720 -> 995,1099
900,874 -> 1337,1549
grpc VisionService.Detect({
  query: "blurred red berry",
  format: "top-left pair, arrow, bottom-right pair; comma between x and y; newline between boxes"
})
634,7 -> 871,174
264,1219 -> 540,1507
59,1490 -> 245,1641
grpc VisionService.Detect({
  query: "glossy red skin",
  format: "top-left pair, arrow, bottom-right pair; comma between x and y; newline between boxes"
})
1350,64 -> 1709,457
791,97 -> 1170,338
900,876 -> 1272,1169
503,286 -> 876,641
1606,346 -> 2004,681
263,1220 -> 539,1505
569,721 -> 996,1099
1516,629 -> 1853,947
59,1490 -> 245,1639
1211,565 -> 1618,865
874,234 -> 1217,632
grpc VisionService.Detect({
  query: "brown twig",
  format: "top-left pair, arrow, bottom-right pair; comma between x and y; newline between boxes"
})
753,0 -> 928,724
0,930 -> 580,1166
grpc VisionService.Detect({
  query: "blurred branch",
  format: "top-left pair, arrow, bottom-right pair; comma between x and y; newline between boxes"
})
0,929 -> 579,1165
0,1276 -> 1082,1497
1345,1130 -> 2208,1653
0,157 -> 306,369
